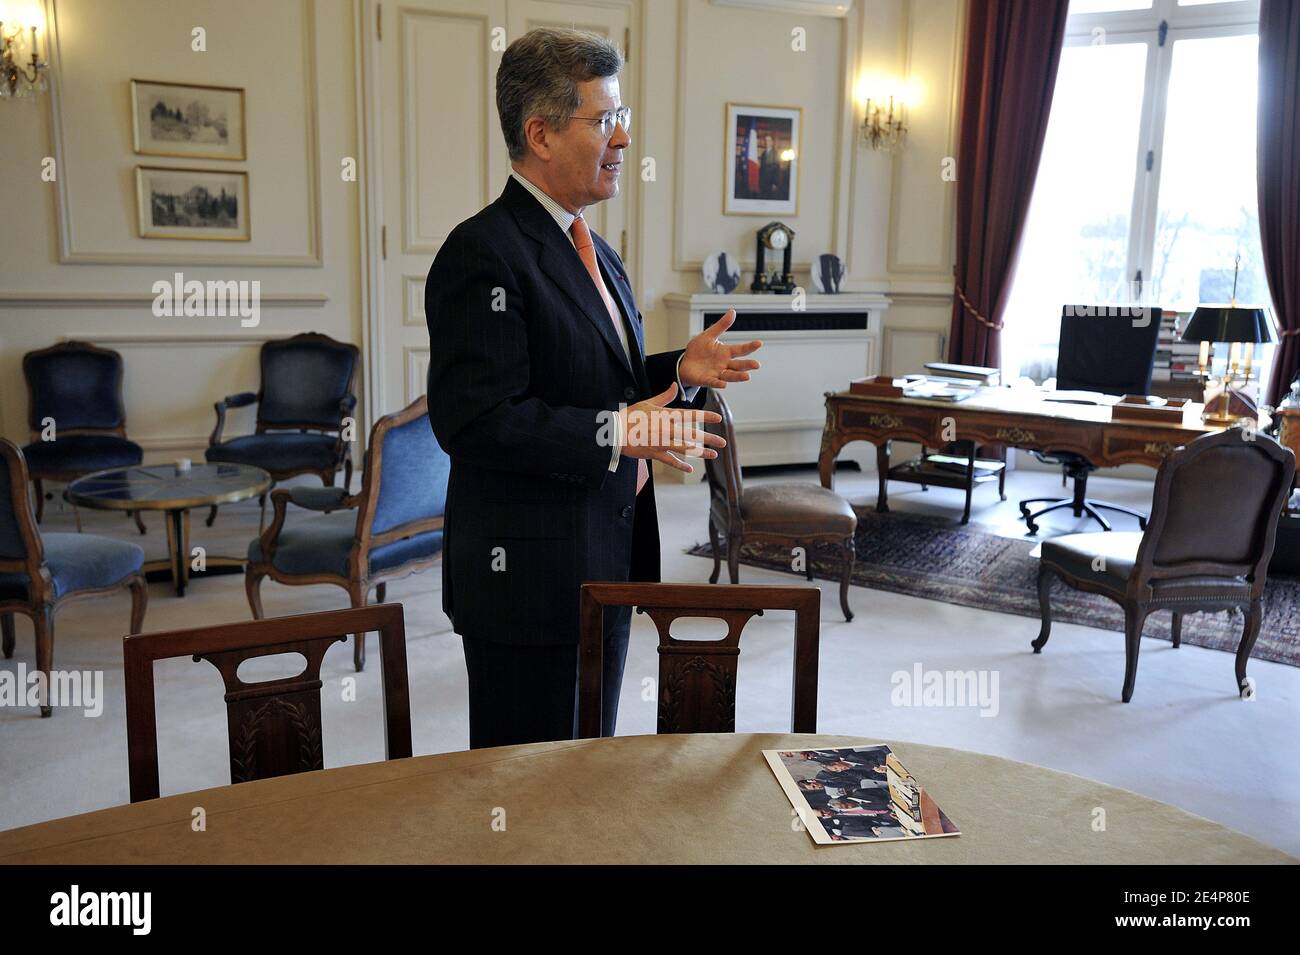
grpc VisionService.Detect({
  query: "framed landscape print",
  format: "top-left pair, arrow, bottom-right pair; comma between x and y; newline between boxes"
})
135,166 -> 250,241
131,80 -> 246,161
724,103 -> 801,216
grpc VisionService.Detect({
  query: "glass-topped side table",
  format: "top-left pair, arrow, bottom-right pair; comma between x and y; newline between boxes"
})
65,464 -> 272,597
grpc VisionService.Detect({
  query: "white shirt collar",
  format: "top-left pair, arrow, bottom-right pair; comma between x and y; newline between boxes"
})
510,169 -> 583,237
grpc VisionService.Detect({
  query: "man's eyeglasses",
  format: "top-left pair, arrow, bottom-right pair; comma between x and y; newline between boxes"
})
570,105 -> 631,138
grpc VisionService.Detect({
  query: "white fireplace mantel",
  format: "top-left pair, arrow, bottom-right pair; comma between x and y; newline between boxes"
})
663,292 -> 888,473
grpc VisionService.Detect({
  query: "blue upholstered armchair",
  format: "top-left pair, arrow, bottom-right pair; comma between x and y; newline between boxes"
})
245,396 -> 447,671
0,439 -> 148,717
205,332 -> 360,527
22,341 -> 145,533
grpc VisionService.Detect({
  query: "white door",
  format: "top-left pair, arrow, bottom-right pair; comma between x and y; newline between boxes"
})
366,0 -> 636,421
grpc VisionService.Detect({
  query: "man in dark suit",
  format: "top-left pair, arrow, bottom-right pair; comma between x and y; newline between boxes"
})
425,28 -> 763,749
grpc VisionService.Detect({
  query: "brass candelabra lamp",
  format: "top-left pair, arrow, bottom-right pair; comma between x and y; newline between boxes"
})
1181,258 -> 1276,426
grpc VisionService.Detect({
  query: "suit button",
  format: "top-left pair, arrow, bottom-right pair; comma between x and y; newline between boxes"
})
624,387 -> 637,401
620,505 -> 633,519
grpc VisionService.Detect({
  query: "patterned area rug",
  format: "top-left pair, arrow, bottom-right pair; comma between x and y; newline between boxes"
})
687,509 -> 1300,667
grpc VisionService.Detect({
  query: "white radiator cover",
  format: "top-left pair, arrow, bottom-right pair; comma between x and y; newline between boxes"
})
663,292 -> 888,473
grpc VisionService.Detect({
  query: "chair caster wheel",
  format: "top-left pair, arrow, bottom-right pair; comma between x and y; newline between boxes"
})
1239,676 -> 1256,701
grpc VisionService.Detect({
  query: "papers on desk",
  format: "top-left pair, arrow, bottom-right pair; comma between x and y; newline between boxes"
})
901,375 -> 979,402
1041,390 -> 1124,406
765,744 -> 960,845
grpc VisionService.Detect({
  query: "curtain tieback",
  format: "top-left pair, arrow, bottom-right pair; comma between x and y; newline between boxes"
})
1280,327 -> 1300,338
953,280 -> 1004,332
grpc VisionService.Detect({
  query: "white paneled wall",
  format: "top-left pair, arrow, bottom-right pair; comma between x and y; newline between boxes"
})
1,0 -> 961,463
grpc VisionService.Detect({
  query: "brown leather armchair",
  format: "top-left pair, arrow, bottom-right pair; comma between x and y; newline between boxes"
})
703,392 -> 857,621
1033,429 -> 1295,702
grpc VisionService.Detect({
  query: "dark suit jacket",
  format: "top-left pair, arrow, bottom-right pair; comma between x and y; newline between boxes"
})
425,176 -> 703,645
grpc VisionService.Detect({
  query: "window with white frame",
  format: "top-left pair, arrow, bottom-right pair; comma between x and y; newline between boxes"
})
1000,0 -> 1270,387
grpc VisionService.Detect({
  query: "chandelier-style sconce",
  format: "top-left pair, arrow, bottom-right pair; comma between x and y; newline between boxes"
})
1,3 -> 49,100
854,75 -> 912,152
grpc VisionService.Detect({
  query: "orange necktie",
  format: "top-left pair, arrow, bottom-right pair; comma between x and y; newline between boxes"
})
571,215 -> 649,495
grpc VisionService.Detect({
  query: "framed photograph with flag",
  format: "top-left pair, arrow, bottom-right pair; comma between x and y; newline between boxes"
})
724,103 -> 801,216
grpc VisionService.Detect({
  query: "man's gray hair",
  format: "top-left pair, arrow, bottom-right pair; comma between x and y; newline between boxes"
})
496,28 -> 624,161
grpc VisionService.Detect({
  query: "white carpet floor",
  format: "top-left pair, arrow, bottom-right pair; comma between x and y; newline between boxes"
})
2,464 -> 1297,858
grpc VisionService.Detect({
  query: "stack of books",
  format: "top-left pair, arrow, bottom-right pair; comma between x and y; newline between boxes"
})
1152,311 -> 1176,382
1155,310 -> 1204,383
923,362 -> 1000,386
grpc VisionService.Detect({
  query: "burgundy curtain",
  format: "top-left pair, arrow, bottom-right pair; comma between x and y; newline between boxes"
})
947,0 -> 1071,368
1260,0 -> 1300,406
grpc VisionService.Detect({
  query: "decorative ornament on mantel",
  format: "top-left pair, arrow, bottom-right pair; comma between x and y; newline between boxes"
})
751,221 -> 795,294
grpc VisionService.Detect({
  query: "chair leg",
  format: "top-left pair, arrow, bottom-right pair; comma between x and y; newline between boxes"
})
707,517 -> 722,584
375,582 -> 387,603
205,504 -> 219,527
839,537 -> 855,622
127,574 -> 148,634
245,570 -> 266,619
1088,500 -> 1148,530
257,493 -> 267,534
132,510 -> 147,535
33,605 -> 54,717
1121,604 -> 1147,703
1,613 -> 13,659
1019,498 -> 1073,535
350,584 -> 367,672
32,479 -> 44,523
344,457 -> 354,492
72,504 -> 83,534
1032,564 -> 1054,652
726,533 -> 742,585
1079,502 -> 1113,532
1170,612 -> 1182,649
998,459 -> 1007,501
1235,599 -> 1262,699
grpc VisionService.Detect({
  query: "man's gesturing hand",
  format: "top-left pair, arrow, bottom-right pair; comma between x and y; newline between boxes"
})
678,308 -> 763,390
617,382 -> 725,474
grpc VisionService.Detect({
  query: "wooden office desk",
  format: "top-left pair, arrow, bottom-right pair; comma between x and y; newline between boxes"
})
819,387 -> 1220,508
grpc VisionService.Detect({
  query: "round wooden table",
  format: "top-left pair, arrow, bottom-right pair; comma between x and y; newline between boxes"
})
65,463 -> 271,596
0,734 -> 1290,864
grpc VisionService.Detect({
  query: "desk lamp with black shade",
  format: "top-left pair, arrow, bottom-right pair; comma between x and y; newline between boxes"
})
1180,258 -> 1277,425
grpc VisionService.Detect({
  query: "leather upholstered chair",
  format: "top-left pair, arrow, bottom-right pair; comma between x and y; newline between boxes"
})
0,439 -> 148,716
1033,429 -> 1295,702
703,392 -> 857,621
205,332 -> 360,526
245,396 -> 447,671
21,341 -> 146,533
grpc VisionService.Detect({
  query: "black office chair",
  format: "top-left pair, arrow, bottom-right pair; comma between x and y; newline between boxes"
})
1019,305 -> 1162,535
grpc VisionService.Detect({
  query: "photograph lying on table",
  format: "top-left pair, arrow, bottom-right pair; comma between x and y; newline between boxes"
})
765,745 -> 960,845
131,80 -> 246,160
135,166 -> 250,241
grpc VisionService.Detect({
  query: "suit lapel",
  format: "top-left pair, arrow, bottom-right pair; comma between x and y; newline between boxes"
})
595,241 -> 649,390
502,178 -> 635,380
